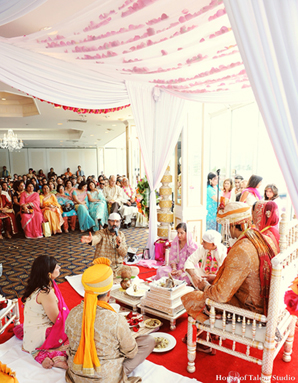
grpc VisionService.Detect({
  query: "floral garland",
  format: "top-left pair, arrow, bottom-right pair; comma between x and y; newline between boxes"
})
123,185 -> 134,199
199,251 -> 219,275
284,276 -> 298,316
136,176 -> 150,218
23,89 -> 130,114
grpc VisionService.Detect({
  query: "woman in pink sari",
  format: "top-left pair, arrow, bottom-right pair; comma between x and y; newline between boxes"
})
240,174 -> 263,207
21,255 -> 69,369
154,223 -> 198,284
20,181 -> 43,239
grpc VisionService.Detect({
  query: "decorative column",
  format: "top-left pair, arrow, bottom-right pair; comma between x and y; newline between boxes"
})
157,165 -> 173,239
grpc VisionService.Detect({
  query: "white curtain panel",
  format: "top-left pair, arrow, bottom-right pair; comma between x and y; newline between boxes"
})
224,0 -> 298,215
0,0 -> 47,26
126,81 -> 185,258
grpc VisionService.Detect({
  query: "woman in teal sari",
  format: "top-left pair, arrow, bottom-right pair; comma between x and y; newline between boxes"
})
56,184 -> 77,232
72,181 -> 95,232
87,180 -> 108,231
206,172 -> 221,232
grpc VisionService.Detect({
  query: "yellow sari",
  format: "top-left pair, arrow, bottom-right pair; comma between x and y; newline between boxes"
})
40,193 -> 64,234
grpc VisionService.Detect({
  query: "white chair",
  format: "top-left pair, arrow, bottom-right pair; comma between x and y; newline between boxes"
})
0,296 -> 20,333
186,213 -> 298,383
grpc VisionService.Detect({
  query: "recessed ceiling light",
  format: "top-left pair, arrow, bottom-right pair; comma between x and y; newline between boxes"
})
112,124 -> 116,127
57,123 -> 63,125
90,134 -> 94,136
105,131 -> 109,134
60,141 -> 63,142
1,98 -> 6,101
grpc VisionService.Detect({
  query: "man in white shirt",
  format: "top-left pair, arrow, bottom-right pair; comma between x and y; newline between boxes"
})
185,230 -> 227,286
103,175 -> 126,213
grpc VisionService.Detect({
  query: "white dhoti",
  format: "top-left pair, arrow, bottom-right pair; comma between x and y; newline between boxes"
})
119,204 -> 138,224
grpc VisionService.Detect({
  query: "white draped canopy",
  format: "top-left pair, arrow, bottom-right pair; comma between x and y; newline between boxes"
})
0,0 -> 297,256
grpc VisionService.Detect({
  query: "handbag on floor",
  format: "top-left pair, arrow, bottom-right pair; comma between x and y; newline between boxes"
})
42,222 -> 51,237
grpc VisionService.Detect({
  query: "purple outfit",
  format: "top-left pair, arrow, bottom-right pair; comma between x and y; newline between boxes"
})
154,233 -> 198,284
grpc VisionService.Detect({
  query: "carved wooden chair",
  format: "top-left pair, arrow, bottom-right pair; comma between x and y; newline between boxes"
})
187,213 -> 298,383
0,296 -> 20,333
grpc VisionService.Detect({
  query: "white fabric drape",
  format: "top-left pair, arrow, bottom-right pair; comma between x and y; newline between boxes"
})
126,81 -> 185,258
0,0 -> 255,106
224,0 -> 298,216
0,0 -> 47,26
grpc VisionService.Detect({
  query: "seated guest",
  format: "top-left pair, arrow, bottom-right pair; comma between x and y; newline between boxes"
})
76,176 -> 83,188
252,200 -> 280,252
47,167 -> 55,180
70,176 -> 77,189
81,213 -> 138,276
12,180 -> 25,230
222,178 -> 233,200
0,183 -> 18,239
185,230 -> 227,286
65,257 -> 154,383
87,180 -> 108,231
120,177 -> 138,228
182,202 -> 278,329
23,175 -> 27,184
56,184 -> 77,233
240,174 -> 263,206
154,223 -> 198,284
22,255 -> 69,370
76,165 -> 84,177
31,177 -> 39,192
103,175 -> 126,214
1,165 -> 10,177
72,181 -> 95,232
64,168 -> 72,177
116,178 -> 122,187
40,184 -> 63,235
38,169 -> 46,178
48,180 -> 57,194
1,181 -> 12,201
65,179 -> 75,197
20,181 -> 44,239
27,168 -> 34,179
98,178 -> 105,190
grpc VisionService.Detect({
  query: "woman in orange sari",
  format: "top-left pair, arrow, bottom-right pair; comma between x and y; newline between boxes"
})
40,184 -> 63,235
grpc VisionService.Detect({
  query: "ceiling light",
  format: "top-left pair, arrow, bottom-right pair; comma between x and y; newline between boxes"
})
60,141 -> 63,142
57,123 -> 63,125
105,131 -> 109,134
41,26 -> 52,31
0,130 -> 24,152
112,124 -> 116,127
90,134 -> 94,136
1,98 -> 6,101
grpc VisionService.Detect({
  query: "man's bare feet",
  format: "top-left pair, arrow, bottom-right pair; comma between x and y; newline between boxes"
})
42,357 -> 54,369
54,360 -> 68,370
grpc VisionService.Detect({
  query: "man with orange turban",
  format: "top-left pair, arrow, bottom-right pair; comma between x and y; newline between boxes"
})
65,257 -> 155,383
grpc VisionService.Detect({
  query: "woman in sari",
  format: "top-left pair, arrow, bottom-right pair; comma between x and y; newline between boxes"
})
240,174 -> 263,206
21,255 -> 69,369
65,179 -> 75,197
206,172 -> 221,232
87,180 -> 108,231
252,200 -> 280,253
12,180 -> 25,230
154,223 -> 198,284
56,184 -> 77,233
72,181 -> 95,232
0,183 -> 18,239
40,184 -> 63,235
20,181 -> 44,239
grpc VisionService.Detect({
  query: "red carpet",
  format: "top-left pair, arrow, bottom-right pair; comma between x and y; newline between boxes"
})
1,266 -> 297,382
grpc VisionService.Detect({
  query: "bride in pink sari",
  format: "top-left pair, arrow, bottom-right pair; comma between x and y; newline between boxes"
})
20,182 -> 44,239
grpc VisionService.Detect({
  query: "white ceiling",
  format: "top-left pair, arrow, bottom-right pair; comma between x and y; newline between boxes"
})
0,0 -> 134,148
